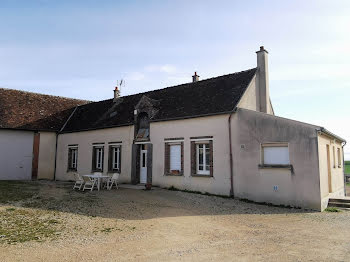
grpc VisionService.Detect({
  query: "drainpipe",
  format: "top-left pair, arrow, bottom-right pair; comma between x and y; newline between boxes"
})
228,107 -> 237,197
53,133 -> 58,181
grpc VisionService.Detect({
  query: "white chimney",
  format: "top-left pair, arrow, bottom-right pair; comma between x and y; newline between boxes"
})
113,86 -> 120,102
256,46 -> 269,113
192,72 -> 200,82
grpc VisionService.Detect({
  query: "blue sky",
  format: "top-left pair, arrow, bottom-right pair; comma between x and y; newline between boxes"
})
1,0 -> 350,159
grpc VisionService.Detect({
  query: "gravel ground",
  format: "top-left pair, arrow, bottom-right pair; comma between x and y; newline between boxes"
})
0,181 -> 350,262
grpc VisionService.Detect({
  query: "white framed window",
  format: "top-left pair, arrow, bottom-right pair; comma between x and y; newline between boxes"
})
262,143 -> 290,165
170,144 -> 181,173
68,146 -> 78,171
196,143 -> 210,175
108,145 -> 121,172
92,146 -> 104,171
113,147 -> 120,170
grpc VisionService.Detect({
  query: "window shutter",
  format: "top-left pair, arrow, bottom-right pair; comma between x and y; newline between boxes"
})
101,148 -> 104,171
209,140 -> 213,176
118,146 -> 122,173
68,148 -> 72,170
181,142 -> 184,174
191,141 -> 196,175
164,143 -> 170,174
108,146 -> 113,172
92,147 -> 96,171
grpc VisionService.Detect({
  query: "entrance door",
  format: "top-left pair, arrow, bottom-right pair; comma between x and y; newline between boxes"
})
140,146 -> 147,184
326,144 -> 332,193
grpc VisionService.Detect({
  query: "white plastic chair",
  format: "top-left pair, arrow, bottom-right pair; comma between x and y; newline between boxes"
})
107,173 -> 119,190
73,173 -> 84,190
82,176 -> 97,191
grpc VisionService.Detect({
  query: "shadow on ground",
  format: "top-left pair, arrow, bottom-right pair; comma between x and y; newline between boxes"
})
0,180 -> 313,220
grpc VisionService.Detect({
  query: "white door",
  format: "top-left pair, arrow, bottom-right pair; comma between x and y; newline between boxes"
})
140,149 -> 147,183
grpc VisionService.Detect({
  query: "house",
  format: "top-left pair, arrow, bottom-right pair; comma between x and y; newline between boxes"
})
0,46 -> 346,210
0,88 -> 88,180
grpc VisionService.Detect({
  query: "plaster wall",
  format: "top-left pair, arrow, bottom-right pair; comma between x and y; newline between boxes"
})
238,74 -> 274,115
0,129 -> 34,180
37,131 -> 56,180
318,134 -> 345,209
150,114 -> 231,195
55,126 -> 134,182
232,109 -> 322,210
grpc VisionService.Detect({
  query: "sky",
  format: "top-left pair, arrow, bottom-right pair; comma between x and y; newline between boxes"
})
1,0 -> 350,159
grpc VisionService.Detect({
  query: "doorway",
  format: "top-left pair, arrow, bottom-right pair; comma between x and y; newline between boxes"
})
140,145 -> 147,184
326,144 -> 332,193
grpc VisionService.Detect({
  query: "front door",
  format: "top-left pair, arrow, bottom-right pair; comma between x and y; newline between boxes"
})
140,147 -> 147,184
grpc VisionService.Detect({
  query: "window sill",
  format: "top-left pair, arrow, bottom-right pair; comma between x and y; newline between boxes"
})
67,169 -> 77,172
164,173 -> 183,176
258,164 -> 293,170
191,174 -> 213,177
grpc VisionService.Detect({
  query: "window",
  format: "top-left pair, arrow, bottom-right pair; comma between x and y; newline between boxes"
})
108,145 -> 121,172
164,142 -> 183,175
333,146 -> 336,168
262,143 -> 290,165
196,143 -> 210,175
337,148 -> 341,167
92,146 -> 104,171
190,140 -> 213,176
68,146 -> 78,171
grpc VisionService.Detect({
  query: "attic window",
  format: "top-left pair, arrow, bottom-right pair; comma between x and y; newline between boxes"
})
136,128 -> 149,140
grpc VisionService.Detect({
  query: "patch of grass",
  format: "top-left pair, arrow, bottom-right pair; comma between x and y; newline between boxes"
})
168,186 -> 232,199
100,227 -> 122,233
324,207 -> 341,212
345,161 -> 350,174
0,209 -> 62,244
0,181 -> 39,204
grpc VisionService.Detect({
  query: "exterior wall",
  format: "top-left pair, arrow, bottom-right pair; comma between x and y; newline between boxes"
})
318,134 -> 344,210
237,75 -> 258,111
37,132 -> 56,180
150,114 -> 231,195
237,74 -> 274,115
0,129 -> 34,180
232,108 -> 322,210
55,126 -> 134,182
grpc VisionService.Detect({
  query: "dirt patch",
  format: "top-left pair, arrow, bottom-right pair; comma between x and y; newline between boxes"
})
1,181 -> 350,261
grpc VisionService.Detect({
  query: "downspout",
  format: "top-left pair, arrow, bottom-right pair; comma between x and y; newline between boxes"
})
53,133 -> 58,181
228,107 -> 238,197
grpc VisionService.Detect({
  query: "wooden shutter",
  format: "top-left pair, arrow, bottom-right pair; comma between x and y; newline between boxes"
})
209,140 -> 213,176
108,146 -> 113,172
181,142 -> 184,175
164,143 -> 170,174
190,141 -> 196,176
68,148 -> 72,170
118,146 -> 122,173
92,147 -> 96,171
101,147 -> 104,171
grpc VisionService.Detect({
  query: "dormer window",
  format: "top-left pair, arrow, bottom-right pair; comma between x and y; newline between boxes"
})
135,112 -> 150,141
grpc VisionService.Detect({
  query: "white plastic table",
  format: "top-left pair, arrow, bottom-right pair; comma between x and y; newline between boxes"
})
83,174 -> 110,191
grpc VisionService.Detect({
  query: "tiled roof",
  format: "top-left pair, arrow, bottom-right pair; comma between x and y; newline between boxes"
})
0,88 -> 89,131
62,68 -> 257,132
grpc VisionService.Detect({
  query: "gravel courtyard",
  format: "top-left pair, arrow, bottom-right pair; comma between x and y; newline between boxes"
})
0,181 -> 350,262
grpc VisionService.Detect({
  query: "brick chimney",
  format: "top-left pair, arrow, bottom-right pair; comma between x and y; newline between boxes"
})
192,72 -> 200,82
256,46 -> 269,113
113,86 -> 120,102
